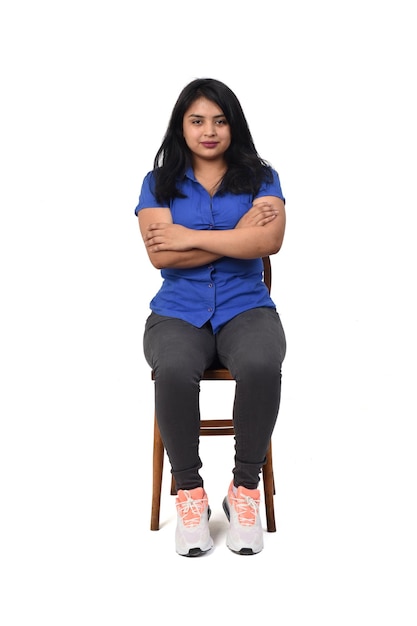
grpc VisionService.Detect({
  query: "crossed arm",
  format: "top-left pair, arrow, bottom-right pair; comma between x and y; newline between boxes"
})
138,196 -> 286,269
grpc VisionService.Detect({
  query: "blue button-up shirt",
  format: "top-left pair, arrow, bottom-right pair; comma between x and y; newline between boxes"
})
135,167 -> 284,333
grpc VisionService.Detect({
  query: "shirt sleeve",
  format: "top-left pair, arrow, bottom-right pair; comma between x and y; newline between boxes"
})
134,171 -> 168,215
255,168 -> 285,204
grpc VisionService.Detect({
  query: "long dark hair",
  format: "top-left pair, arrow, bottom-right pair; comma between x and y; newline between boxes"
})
152,78 -> 273,204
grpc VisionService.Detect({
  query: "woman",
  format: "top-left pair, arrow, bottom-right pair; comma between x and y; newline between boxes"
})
135,78 -> 287,556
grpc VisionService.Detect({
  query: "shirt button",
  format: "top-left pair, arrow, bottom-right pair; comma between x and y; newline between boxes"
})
208,283 -> 213,288
208,307 -> 213,312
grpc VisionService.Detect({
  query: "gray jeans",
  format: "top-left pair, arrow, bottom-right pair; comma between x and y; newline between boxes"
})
143,307 -> 286,490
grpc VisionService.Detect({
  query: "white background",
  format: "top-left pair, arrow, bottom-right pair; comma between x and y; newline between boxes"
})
1,1 -> 416,624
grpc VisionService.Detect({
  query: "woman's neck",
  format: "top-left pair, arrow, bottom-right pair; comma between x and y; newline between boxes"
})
193,159 -> 227,196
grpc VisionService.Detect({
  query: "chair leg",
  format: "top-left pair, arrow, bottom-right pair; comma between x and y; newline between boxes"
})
150,414 -> 164,531
262,441 -> 276,532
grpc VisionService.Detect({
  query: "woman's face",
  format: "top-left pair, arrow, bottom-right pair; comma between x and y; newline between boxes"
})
182,97 -> 231,163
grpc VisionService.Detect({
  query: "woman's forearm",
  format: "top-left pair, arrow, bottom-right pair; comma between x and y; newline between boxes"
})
190,225 -> 284,259
147,249 -> 222,270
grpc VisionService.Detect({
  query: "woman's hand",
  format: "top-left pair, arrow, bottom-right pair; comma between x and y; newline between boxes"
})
144,223 -> 195,252
235,200 -> 278,229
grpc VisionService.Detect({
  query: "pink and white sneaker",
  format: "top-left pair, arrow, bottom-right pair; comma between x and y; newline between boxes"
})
222,482 -> 263,554
175,487 -> 213,557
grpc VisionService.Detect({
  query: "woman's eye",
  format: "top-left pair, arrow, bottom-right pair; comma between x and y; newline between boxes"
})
216,119 -> 227,125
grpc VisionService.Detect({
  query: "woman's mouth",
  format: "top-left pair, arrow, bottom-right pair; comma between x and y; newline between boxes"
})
201,142 -> 218,148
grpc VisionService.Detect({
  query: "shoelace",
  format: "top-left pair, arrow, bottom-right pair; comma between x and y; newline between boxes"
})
177,492 -> 206,528
232,493 -> 260,526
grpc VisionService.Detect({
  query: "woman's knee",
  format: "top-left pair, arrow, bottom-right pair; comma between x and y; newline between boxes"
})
235,356 -> 282,385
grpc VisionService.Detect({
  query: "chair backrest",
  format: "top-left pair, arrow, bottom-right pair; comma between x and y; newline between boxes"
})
262,256 -> 272,294
149,255 -> 277,532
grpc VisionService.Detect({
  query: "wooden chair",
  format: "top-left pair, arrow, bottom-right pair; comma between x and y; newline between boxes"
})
150,256 -> 276,532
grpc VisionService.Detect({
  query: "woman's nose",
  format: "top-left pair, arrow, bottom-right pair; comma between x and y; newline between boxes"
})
204,123 -> 216,136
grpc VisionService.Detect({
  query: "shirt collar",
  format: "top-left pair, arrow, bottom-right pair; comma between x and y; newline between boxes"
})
184,167 -> 198,183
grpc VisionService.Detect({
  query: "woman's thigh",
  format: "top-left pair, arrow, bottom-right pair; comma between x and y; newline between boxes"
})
143,313 -> 217,379
216,307 -> 286,378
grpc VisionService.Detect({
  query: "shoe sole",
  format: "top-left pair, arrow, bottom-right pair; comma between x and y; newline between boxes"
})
181,546 -> 212,557
222,497 -> 260,556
